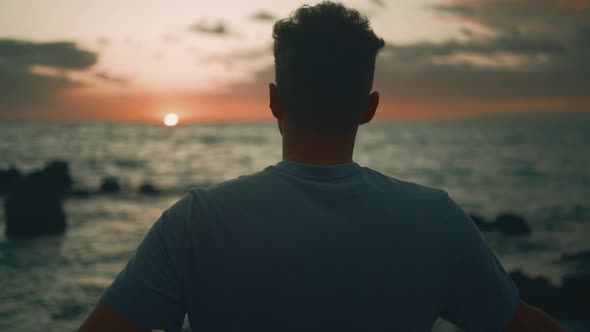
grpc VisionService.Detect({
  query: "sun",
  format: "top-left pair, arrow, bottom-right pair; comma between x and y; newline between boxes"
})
163,113 -> 179,127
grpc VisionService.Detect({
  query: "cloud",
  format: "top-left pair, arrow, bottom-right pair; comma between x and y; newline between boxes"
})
423,1 -> 590,67
386,36 -> 565,62
365,0 -> 590,115
370,0 -> 386,8
96,37 -> 110,47
0,39 -> 97,70
201,44 -> 272,65
374,48 -> 589,102
189,21 -> 231,36
94,71 -> 127,84
250,11 -> 276,21
432,0 -> 590,35
0,39 -> 97,113
0,65 -> 80,110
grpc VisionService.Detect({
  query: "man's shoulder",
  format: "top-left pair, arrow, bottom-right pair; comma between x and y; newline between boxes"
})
187,168 -> 275,201
362,167 -> 470,233
361,166 -> 448,204
163,171 -> 274,229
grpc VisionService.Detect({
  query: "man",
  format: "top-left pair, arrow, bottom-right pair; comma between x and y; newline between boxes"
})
81,2 -> 564,331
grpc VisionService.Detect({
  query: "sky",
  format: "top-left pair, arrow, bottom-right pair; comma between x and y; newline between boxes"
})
0,0 -> 589,123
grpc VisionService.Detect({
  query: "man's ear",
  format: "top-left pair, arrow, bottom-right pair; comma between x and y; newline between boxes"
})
269,83 -> 283,120
359,91 -> 379,125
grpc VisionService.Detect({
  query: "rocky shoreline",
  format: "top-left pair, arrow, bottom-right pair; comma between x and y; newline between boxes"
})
510,270 -> 590,322
0,161 -> 163,237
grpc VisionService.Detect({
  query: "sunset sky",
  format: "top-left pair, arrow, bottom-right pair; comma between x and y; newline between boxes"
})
1,0 -> 589,123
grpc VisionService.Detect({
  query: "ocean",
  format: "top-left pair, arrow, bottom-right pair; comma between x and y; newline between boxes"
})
0,114 -> 589,331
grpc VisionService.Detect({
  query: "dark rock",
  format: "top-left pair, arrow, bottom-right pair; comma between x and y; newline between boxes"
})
469,213 -> 495,231
493,213 -> 531,235
509,270 -> 560,314
561,250 -> 590,263
99,177 -> 120,194
4,161 -> 72,237
469,213 -> 485,224
470,212 -> 531,235
0,167 -> 21,195
560,273 -> 590,319
138,183 -> 159,195
561,250 -> 590,270
50,303 -> 86,320
509,270 -> 590,320
71,189 -> 92,199
40,161 -> 73,193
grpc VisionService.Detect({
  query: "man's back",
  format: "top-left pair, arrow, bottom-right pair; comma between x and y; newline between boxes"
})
101,161 -> 518,331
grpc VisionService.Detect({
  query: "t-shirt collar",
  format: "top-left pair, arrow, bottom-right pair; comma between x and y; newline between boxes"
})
272,160 -> 362,180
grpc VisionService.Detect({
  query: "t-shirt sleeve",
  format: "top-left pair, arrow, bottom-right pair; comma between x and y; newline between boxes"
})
436,193 -> 519,332
101,197 -> 190,332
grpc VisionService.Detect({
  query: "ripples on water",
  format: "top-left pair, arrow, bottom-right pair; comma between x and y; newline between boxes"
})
0,114 -> 589,331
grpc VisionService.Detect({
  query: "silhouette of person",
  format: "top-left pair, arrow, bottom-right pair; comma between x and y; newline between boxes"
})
81,2 -> 564,331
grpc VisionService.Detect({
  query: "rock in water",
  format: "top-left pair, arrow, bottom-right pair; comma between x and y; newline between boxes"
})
100,177 -> 120,194
71,189 -> 92,199
469,213 -> 495,231
510,270 -> 590,320
561,250 -> 590,270
138,183 -> 159,195
509,270 -> 560,314
559,273 -> 590,319
0,167 -> 21,195
494,213 -> 531,235
4,161 -> 72,237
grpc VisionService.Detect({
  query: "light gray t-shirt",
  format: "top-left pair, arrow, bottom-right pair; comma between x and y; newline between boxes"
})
102,160 -> 519,332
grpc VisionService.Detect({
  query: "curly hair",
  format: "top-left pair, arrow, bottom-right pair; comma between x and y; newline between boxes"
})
273,1 -> 385,130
